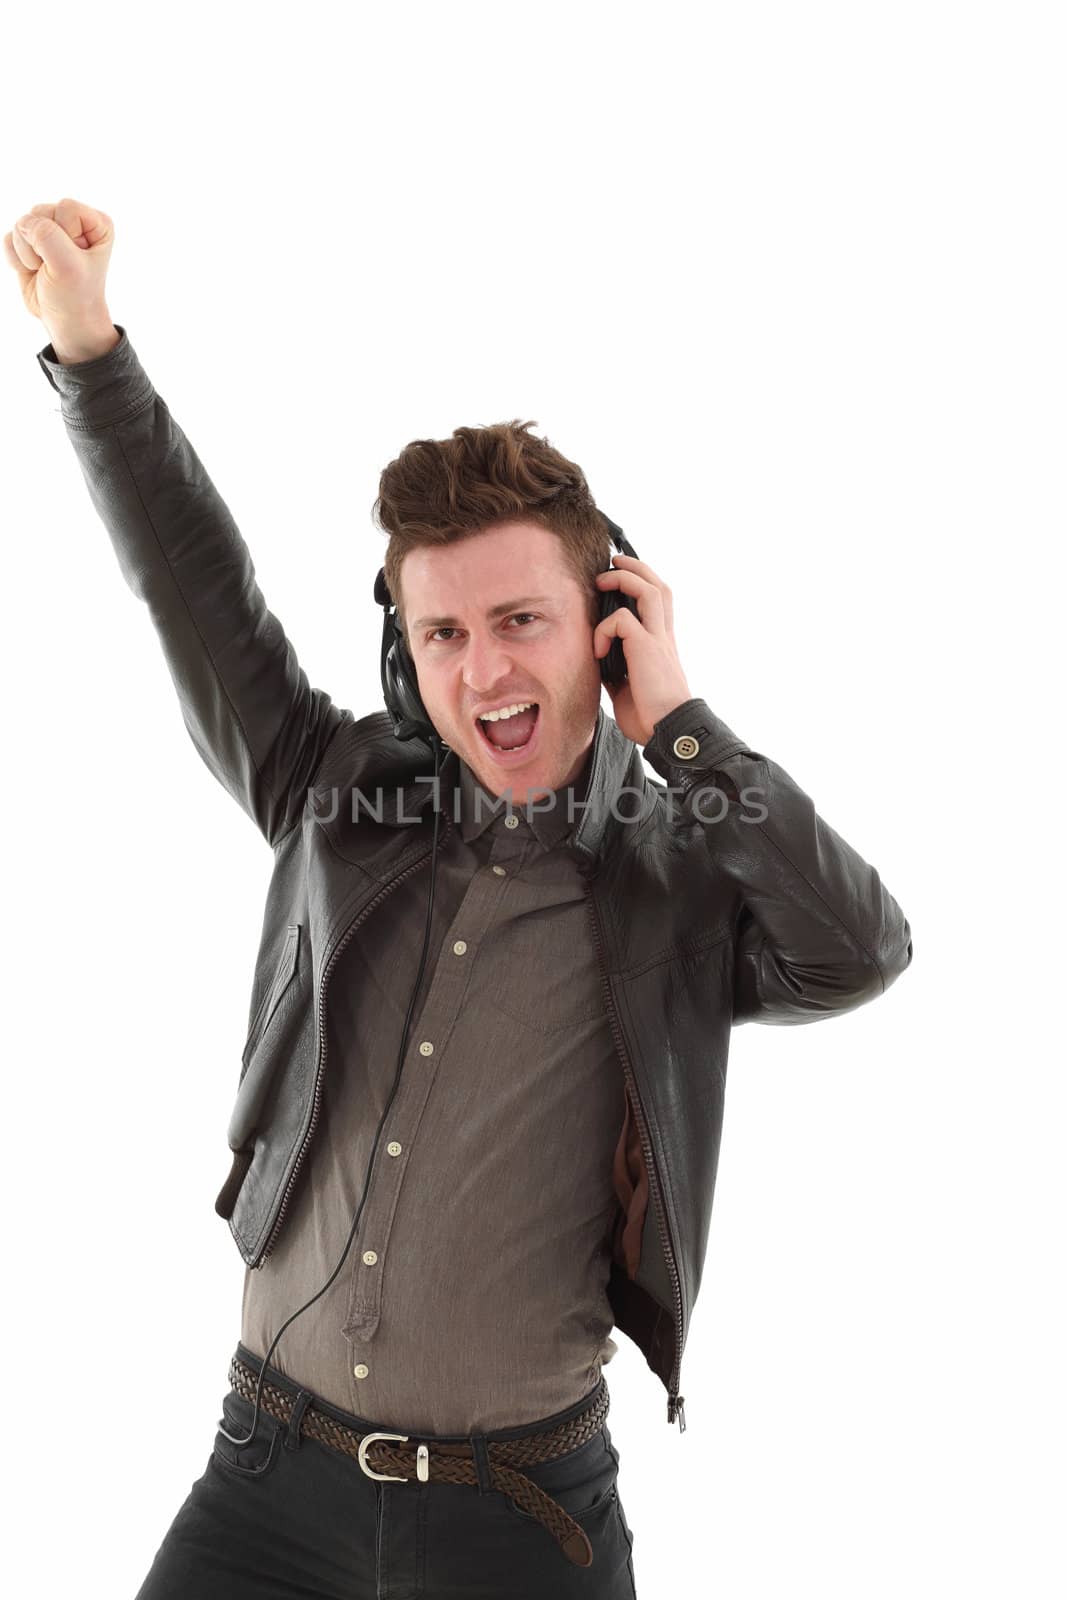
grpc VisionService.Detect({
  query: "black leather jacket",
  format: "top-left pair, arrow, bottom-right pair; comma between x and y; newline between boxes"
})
36,324 -> 913,1433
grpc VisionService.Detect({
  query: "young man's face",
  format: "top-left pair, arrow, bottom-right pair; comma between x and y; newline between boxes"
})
401,520 -> 602,805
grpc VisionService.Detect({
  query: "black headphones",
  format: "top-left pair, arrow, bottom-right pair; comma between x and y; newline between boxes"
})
374,513 -> 640,747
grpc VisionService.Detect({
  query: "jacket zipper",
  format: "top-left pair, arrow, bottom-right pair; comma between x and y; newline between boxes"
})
584,877 -> 687,1432
254,808 -> 454,1267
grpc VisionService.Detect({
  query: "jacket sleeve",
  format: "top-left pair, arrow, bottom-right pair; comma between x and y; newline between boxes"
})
642,696 -> 913,1025
34,324 -> 348,848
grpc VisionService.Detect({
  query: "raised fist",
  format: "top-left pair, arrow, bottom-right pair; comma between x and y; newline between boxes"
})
3,198 -> 114,329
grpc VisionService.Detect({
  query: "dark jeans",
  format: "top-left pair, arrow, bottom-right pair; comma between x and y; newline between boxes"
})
134,1342 -> 638,1598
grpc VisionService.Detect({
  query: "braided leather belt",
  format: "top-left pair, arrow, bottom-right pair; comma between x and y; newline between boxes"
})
228,1355 -> 610,1568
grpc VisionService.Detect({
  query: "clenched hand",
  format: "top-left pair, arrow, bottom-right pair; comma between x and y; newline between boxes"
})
4,196 -> 114,331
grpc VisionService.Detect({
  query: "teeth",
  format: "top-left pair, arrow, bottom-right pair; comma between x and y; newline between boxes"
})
478,701 -> 536,722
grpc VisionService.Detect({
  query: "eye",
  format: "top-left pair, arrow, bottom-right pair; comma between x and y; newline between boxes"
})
426,613 -> 540,644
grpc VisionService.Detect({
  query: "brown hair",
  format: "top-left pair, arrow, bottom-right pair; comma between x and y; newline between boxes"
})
372,419 -> 610,650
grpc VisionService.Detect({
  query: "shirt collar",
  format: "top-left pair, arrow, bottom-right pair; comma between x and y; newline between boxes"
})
454,744 -> 594,849
364,702 -> 637,872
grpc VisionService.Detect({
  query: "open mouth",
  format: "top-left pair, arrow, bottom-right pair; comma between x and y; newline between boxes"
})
474,702 -> 541,759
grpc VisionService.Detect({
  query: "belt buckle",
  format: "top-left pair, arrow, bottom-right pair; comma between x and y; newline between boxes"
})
357,1430 -> 430,1484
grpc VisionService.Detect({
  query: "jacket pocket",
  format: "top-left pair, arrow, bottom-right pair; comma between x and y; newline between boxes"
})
227,923 -> 301,1152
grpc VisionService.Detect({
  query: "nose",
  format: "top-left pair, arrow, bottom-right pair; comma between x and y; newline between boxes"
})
462,629 -> 516,699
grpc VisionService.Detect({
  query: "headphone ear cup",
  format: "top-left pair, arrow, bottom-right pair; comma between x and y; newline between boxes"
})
374,568 -> 392,609
388,623 -> 437,740
597,520 -> 641,688
599,588 -> 636,688
376,564 -> 442,744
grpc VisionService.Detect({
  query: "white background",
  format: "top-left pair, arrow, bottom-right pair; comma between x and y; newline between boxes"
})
2,3 -> 1063,1595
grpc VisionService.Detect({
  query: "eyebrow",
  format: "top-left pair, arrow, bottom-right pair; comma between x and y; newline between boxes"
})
412,596 -> 555,631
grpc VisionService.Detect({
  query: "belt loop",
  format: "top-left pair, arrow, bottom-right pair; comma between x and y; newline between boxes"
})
470,1432 -> 492,1495
285,1389 -> 313,1452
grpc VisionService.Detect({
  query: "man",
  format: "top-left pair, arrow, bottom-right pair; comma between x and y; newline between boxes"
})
10,199 -> 912,1599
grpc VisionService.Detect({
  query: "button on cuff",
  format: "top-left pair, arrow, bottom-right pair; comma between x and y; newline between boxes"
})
644,696 -> 752,772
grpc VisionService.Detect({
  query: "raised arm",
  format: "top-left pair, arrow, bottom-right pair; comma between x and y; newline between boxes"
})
8,199 -> 348,847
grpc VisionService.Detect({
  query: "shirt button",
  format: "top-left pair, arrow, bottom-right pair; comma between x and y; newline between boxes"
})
672,733 -> 700,759
504,814 -> 518,828
419,1040 -> 434,1055
387,1141 -> 402,1157
453,939 -> 467,955
354,1363 -> 369,1379
492,865 -> 507,876
362,1249 -> 378,1265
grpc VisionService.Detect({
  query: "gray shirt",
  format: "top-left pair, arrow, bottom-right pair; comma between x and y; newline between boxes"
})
240,742 -> 626,1434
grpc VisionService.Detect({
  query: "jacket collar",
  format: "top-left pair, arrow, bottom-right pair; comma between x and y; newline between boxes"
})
368,702 -> 639,870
